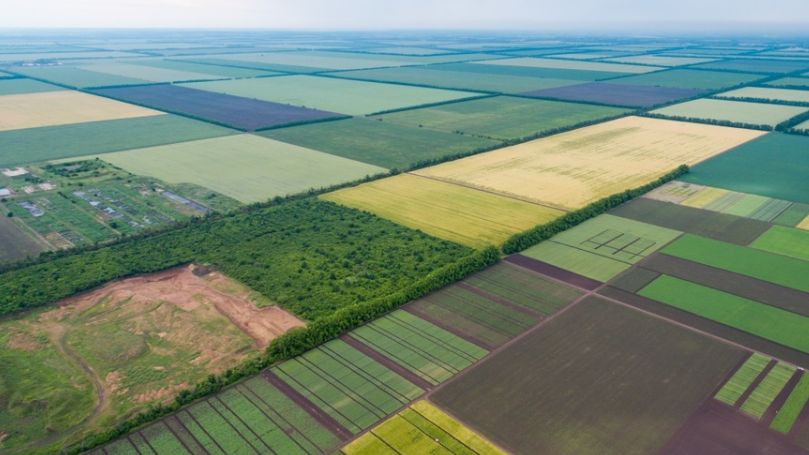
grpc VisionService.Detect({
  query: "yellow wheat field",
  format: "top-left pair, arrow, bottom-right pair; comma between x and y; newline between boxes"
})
414,116 -> 765,211
0,90 -> 162,132
322,173 -> 563,248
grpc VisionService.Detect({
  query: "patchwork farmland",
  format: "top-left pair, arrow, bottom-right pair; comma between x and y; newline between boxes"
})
4,30 -> 809,455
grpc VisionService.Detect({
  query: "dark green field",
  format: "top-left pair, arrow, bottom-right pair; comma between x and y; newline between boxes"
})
682,133 -> 809,204
609,69 -> 763,89
432,296 -> 744,455
261,117 -> 499,169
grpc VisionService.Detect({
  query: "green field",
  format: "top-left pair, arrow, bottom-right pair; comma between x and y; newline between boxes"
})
0,115 -> 236,167
377,96 -> 629,141
610,69 -> 763,89
740,362 -> 796,419
273,339 -> 423,434
604,55 -> 715,66
0,78 -> 62,95
771,374 -> 809,433
663,234 -> 809,293
639,275 -> 809,353
328,65 -> 583,93
342,401 -> 505,455
476,57 -> 660,73
682,133 -> 809,204
751,225 -> 809,262
78,61 -> 224,83
183,75 -> 480,115
651,98 -> 808,127
519,214 -> 681,281
692,58 -> 809,74
322,173 -> 564,248
795,118 -> 809,131
92,134 -> 385,204
11,65 -> 151,88
718,86 -> 809,103
350,310 -> 488,385
715,353 -> 771,406
135,58 -> 278,77
767,77 -> 809,89
262,117 -> 500,169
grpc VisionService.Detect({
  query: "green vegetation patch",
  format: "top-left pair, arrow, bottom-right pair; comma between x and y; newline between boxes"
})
692,58 -> 809,74
351,310 -> 487,385
610,69 -> 763,90
262,117 -> 499,170
718,86 -> 809,104
0,115 -> 236,168
377,96 -> 629,141
94,134 -> 386,204
682,133 -> 809,204
0,198 -> 471,320
273,339 -> 423,434
771,374 -> 809,433
663,234 -> 809,293
714,353 -> 771,406
639,275 -> 809,354
183,75 -> 480,116
767,77 -> 809,89
11,65 -> 150,88
651,98 -> 808,127
740,362 -> 796,419
751,225 -> 809,262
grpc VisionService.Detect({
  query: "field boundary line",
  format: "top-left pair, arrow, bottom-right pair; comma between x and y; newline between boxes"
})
455,282 -> 542,317
433,287 -> 535,329
385,312 -> 481,363
213,394 -> 277,454
167,415 -> 210,455
182,409 -> 228,454
402,305 -> 496,350
160,419 -> 199,455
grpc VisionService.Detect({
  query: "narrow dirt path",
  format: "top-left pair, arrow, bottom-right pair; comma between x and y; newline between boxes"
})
22,322 -> 109,451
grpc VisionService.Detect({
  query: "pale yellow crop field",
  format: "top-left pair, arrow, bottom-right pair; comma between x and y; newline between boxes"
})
414,116 -> 764,211
0,90 -> 162,131
322,173 -> 563,248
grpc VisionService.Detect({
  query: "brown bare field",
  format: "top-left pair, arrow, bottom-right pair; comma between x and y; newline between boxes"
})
0,265 -> 302,453
0,90 -> 162,132
415,116 -> 764,211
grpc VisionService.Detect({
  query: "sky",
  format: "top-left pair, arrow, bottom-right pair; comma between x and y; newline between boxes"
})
2,0 -> 809,30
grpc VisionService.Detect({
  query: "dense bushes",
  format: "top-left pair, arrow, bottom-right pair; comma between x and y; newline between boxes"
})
66,245 -> 498,454
0,199 -> 470,320
502,165 -> 690,254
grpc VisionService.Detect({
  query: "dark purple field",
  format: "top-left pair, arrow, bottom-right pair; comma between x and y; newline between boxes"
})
521,82 -> 706,108
92,84 -> 342,131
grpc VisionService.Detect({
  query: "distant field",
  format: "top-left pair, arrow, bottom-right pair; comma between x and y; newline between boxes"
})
0,90 -> 161,132
0,78 -> 62,95
93,84 -> 342,131
415,116 -> 763,210
439,61 -> 631,81
796,118 -> 809,131
342,401 -> 505,455
322,173 -> 563,248
522,81 -> 703,107
11,65 -> 151,88
432,296 -> 744,455
750,225 -> 809,262
377,95 -> 629,140
604,55 -> 715,66
519,214 -> 682,282
134,58 -> 278,77
639,275 -> 809,354
79,61 -> 224,83
0,213 -> 46,264
184,75 -> 480,115
682,133 -> 809,204
718,86 -> 809,103
476,56 -> 661,73
692,58 -> 809,74
93,134 -> 385,204
326,65 -> 583,93
767,77 -> 809,89
651,98 -> 808,127
609,69 -> 763,89
0,114 -> 235,167
262,117 -> 499,169
0,50 -> 140,62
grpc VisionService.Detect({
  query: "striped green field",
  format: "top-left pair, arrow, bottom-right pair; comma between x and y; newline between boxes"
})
342,401 -> 505,455
771,374 -> 809,433
740,362 -> 797,419
350,310 -> 488,386
639,275 -> 809,354
273,339 -> 423,434
662,234 -> 809,293
751,225 -> 809,262
715,353 -> 772,406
